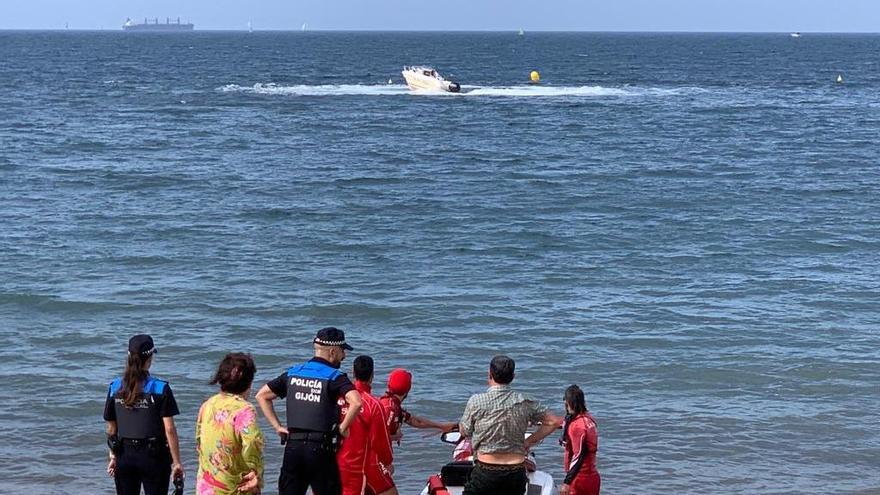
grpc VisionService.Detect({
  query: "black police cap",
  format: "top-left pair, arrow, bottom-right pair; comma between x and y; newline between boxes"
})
314,327 -> 353,350
128,334 -> 157,356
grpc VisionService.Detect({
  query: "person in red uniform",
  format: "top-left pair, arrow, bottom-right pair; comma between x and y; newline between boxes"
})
337,356 -> 394,495
559,385 -> 600,495
369,369 -> 457,495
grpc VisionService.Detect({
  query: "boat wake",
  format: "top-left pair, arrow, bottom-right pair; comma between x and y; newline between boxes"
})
463,85 -> 631,97
219,83 -> 407,96
218,83 -> 697,98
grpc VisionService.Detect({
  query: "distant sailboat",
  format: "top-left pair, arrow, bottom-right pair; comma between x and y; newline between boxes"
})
518,28 -> 524,36
301,23 -> 308,32
248,21 -> 253,33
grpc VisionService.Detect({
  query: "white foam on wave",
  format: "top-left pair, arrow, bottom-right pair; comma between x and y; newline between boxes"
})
218,83 -> 700,98
463,85 -> 706,98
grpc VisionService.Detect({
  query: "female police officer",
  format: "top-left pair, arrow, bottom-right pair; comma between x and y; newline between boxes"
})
103,334 -> 185,495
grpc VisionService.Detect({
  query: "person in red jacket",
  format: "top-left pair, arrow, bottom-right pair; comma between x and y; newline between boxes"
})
559,385 -> 600,495
369,369 -> 457,495
337,356 -> 393,495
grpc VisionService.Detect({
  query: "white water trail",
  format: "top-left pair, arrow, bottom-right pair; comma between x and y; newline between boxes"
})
218,83 -> 701,98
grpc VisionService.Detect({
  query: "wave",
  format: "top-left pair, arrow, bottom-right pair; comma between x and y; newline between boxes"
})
0,292 -> 140,313
218,82 -> 697,98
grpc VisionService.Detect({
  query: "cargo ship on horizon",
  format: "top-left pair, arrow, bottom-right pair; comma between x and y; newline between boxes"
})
123,17 -> 194,32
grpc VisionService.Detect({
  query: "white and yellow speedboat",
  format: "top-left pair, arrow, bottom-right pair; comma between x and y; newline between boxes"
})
401,66 -> 461,93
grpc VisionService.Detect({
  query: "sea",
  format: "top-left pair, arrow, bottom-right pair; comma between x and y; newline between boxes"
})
0,31 -> 878,495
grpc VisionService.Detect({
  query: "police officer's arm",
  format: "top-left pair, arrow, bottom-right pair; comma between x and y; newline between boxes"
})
159,384 -> 185,480
103,384 -> 118,477
255,383 -> 289,436
105,421 -> 117,477
257,372 -> 292,437
105,421 -> 117,454
163,417 -> 184,479
338,389 -> 362,437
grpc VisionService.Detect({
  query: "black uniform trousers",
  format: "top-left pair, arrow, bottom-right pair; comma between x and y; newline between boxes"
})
462,462 -> 529,495
279,439 -> 342,495
114,443 -> 172,495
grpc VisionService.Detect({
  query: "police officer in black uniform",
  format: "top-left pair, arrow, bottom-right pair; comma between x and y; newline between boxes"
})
256,327 -> 363,495
103,335 -> 184,495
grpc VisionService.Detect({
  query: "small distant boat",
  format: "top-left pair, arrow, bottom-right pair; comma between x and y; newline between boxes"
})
248,21 -> 253,33
518,28 -> 525,36
301,23 -> 308,32
401,66 -> 461,93
790,32 -> 802,38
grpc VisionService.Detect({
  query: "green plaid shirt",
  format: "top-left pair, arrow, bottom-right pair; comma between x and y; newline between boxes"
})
459,384 -> 548,456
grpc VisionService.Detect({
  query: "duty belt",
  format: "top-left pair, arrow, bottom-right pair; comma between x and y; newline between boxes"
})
121,437 -> 161,448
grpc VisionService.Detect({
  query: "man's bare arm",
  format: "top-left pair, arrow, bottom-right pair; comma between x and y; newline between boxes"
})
524,411 -> 563,450
406,415 -> 458,432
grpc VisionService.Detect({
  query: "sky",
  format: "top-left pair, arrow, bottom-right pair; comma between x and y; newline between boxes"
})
1,0 -> 878,32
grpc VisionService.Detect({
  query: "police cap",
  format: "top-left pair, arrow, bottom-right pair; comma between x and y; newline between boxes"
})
128,334 -> 157,357
314,327 -> 353,350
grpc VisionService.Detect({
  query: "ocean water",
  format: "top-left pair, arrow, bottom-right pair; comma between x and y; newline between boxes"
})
0,31 -> 879,494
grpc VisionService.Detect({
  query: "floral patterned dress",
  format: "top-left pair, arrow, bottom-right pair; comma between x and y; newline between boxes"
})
196,392 -> 265,495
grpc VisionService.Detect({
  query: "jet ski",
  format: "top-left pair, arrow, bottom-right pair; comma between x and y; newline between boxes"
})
402,66 -> 461,93
418,431 -> 556,495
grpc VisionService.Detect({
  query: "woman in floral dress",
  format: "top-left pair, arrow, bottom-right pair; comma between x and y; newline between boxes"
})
196,353 -> 264,495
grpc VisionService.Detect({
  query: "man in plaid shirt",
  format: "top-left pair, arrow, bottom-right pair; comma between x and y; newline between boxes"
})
459,355 -> 562,495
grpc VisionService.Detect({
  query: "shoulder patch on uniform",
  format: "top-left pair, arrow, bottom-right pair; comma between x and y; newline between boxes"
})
290,361 -> 340,380
108,377 -> 123,396
144,377 -> 168,395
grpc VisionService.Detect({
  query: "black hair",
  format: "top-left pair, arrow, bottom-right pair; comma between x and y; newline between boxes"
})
564,384 -> 587,415
489,355 -> 515,385
211,353 -> 256,395
353,355 -> 374,382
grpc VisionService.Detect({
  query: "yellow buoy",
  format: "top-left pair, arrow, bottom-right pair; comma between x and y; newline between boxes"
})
530,70 -> 541,83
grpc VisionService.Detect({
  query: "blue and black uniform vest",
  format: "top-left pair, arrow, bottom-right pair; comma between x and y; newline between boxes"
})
108,376 -> 167,439
285,360 -> 342,433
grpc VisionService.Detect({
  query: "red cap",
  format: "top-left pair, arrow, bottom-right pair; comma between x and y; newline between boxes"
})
387,368 -> 412,396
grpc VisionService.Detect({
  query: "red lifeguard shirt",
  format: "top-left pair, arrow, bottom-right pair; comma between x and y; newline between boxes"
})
562,412 -> 599,484
378,393 -> 412,440
337,381 -> 393,474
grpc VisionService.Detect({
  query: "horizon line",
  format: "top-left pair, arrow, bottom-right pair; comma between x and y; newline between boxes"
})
2,28 -> 880,34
